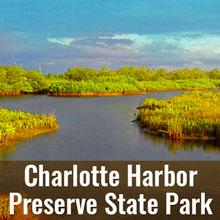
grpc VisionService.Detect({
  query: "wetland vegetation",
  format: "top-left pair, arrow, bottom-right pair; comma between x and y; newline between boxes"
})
0,66 -> 220,96
0,108 -> 58,149
0,91 -> 220,160
0,65 -> 220,156
138,92 -> 220,140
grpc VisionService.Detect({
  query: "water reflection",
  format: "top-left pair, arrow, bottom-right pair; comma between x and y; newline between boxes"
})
0,91 -> 219,160
139,127 -> 220,154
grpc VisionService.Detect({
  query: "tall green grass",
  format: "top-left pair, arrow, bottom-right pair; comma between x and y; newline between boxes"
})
0,109 -> 58,145
138,92 -> 220,140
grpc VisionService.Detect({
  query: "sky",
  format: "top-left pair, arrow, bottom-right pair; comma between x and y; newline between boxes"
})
0,0 -> 220,73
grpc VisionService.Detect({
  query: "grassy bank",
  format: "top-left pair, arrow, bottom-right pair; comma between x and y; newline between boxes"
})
0,108 -> 58,149
138,92 -> 220,140
0,66 -> 220,96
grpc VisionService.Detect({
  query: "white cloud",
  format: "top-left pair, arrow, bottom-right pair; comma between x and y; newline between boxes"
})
43,32 -> 220,71
47,37 -> 75,46
99,34 -> 152,51
47,34 -> 152,51
176,34 -> 220,55
105,32 -> 220,58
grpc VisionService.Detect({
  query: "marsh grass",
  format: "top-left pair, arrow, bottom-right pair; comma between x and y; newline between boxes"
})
0,109 -> 58,149
48,77 -> 220,96
138,92 -> 220,140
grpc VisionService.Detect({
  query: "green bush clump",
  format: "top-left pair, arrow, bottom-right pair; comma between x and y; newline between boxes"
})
1,65 -> 220,95
0,66 -> 48,94
48,66 -> 220,95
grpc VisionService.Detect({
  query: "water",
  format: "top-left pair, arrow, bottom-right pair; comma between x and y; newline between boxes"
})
0,91 -> 220,161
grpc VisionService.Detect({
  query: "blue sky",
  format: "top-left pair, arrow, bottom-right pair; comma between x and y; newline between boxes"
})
0,0 -> 220,72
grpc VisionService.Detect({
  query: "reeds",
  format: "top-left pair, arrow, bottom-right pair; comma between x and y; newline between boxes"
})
138,92 -> 220,140
0,108 -> 58,145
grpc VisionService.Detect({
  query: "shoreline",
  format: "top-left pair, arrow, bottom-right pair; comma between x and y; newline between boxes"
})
0,92 -> 21,96
137,92 -> 220,141
1,87 -> 218,98
135,120 -> 218,141
48,87 -> 220,97
0,126 -> 58,150
0,108 -> 59,151
142,126 -> 218,141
